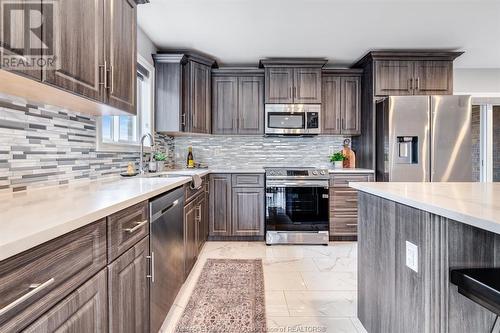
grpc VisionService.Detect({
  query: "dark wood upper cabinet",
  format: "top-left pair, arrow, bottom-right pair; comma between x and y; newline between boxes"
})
231,187 -> 265,236
1,0 -> 43,81
264,68 -> 294,103
108,236 -> 149,333
412,61 -> 453,95
294,68 -> 322,103
351,50 -> 463,170
212,69 -> 264,135
189,61 -> 211,133
321,75 -> 341,134
212,76 -> 238,134
105,0 -> 137,114
0,0 -> 138,115
261,59 -> 327,104
322,69 -> 362,135
238,76 -> 264,134
370,52 -> 460,97
43,0 -> 105,102
154,51 -> 216,134
374,60 -> 413,96
341,76 -> 361,135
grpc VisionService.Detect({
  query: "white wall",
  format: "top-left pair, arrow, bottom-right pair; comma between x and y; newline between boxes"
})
454,68 -> 500,95
137,26 -> 157,66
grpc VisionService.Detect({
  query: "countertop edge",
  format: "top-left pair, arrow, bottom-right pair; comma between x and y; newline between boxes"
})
350,182 -> 500,235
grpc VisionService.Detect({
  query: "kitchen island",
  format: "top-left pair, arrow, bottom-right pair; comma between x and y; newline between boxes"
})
350,182 -> 500,333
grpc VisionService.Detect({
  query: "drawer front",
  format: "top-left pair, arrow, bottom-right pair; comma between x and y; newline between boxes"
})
108,201 -> 149,262
0,220 -> 106,332
330,173 -> 374,187
331,215 -> 358,235
231,174 -> 264,188
23,269 -> 107,333
331,188 -> 358,210
185,176 -> 207,204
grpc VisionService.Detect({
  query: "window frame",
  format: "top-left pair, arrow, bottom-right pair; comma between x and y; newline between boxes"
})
96,54 -> 155,152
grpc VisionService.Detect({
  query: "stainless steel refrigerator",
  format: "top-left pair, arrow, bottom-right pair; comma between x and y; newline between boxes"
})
375,95 -> 472,182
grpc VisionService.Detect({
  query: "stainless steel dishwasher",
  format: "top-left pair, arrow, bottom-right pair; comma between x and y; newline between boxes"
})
149,186 -> 184,333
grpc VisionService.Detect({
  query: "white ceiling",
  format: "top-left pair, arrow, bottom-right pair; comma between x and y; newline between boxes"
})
138,0 -> 500,68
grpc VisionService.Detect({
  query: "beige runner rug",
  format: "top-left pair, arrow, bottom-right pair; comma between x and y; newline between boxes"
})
175,259 -> 267,333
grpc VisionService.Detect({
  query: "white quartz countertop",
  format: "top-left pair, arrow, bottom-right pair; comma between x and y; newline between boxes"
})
350,182 -> 500,235
0,175 -> 193,261
328,168 -> 374,174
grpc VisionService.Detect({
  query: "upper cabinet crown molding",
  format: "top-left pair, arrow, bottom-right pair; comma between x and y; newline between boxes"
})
259,58 -> 328,68
156,51 -> 217,68
322,68 -> 364,76
212,67 -> 264,76
352,50 -> 464,67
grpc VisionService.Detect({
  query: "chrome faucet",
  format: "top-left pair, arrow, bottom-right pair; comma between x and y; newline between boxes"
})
140,133 -> 155,175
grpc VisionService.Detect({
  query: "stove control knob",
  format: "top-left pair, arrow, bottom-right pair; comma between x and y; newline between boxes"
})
312,171 -> 318,175
320,170 -> 326,175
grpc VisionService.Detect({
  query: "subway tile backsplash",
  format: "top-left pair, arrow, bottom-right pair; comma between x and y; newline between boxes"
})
0,97 -> 172,192
173,135 -> 349,169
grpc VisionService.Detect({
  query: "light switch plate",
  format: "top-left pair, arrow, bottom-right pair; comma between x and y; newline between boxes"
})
405,241 -> 418,273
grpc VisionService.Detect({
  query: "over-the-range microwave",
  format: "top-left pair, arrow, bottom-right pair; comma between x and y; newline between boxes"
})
264,104 -> 320,135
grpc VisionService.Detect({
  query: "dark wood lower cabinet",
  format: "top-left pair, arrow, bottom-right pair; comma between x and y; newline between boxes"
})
22,269 -> 108,333
232,187 -> 265,236
184,198 -> 198,277
329,173 -> 374,240
209,173 -> 265,239
108,236 -> 149,333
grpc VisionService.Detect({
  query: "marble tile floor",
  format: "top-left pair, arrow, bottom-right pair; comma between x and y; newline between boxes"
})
159,241 -> 367,333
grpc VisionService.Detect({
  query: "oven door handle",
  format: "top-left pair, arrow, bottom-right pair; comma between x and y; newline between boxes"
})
266,181 -> 329,188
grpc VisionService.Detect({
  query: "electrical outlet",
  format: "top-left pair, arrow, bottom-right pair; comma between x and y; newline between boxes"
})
405,241 -> 418,272
328,146 -> 335,155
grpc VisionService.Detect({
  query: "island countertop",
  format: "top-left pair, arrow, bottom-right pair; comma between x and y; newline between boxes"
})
350,182 -> 500,235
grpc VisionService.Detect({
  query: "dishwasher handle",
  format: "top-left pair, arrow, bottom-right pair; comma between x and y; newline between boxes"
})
151,197 -> 182,222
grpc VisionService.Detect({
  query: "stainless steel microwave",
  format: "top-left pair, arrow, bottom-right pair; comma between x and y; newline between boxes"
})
264,104 -> 321,135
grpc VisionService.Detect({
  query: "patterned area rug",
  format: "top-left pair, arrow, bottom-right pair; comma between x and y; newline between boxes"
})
175,259 -> 267,333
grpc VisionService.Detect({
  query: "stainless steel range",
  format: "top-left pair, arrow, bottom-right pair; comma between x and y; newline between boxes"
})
265,167 -> 329,245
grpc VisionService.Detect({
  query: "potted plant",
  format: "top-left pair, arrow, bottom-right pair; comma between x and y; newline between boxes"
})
153,152 -> 167,172
330,152 -> 346,169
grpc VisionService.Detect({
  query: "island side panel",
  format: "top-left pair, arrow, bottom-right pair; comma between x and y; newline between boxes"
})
446,217 -> 500,333
358,191 -> 500,333
358,192 -> 396,333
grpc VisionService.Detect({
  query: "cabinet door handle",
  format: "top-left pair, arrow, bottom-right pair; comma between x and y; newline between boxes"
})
196,205 -> 202,223
99,61 -> 107,87
109,65 -> 114,93
147,252 -> 155,283
289,87 -> 292,99
0,278 -> 55,316
416,77 -> 420,91
293,86 -> 297,98
124,220 -> 148,233
408,78 -> 413,92
341,118 -> 345,130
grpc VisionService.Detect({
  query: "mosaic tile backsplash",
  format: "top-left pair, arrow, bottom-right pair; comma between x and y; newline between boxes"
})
173,135 -> 350,169
0,98 -> 172,192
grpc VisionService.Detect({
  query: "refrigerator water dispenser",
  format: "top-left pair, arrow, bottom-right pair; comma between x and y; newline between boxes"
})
396,136 -> 418,164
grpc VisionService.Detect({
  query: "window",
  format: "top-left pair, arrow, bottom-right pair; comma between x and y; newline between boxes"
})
97,55 -> 154,151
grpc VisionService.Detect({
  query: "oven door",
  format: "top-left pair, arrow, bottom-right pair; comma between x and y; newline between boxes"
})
265,181 -> 329,232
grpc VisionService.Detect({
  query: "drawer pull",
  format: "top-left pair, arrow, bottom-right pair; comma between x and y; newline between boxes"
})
0,278 -> 55,316
345,199 -> 358,202
346,223 -> 358,226
124,220 -> 148,233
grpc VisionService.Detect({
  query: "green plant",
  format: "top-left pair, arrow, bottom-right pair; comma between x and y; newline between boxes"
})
329,152 -> 345,162
153,152 -> 167,161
